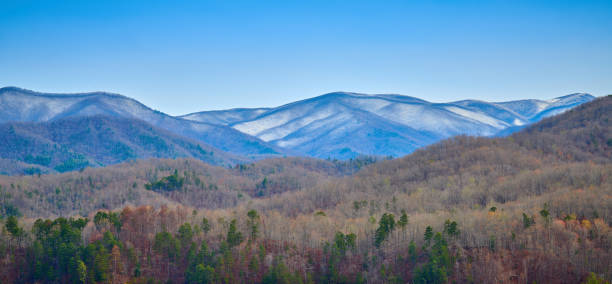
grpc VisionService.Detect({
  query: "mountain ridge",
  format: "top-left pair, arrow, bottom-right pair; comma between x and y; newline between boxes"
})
0,87 -> 287,158
182,91 -> 595,158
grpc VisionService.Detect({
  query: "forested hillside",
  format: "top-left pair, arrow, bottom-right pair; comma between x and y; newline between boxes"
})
0,156 -> 378,218
0,116 -> 241,174
0,96 -> 610,283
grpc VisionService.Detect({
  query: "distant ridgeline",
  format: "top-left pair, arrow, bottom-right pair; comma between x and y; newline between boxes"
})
0,86 -> 595,174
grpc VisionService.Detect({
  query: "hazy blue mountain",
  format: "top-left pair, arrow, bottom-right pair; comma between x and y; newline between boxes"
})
182,92 -> 595,158
0,87 -> 286,158
0,115 -> 246,173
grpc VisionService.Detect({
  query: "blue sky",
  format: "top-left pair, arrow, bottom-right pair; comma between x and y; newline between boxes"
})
1,0 -> 611,115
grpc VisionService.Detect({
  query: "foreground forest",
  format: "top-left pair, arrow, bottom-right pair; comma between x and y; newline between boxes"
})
0,96 -> 611,283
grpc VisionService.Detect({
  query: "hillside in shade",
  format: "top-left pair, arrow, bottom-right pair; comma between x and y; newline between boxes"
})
0,115 -> 243,174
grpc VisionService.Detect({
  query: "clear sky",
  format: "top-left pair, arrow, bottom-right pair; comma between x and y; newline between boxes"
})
1,0 -> 611,115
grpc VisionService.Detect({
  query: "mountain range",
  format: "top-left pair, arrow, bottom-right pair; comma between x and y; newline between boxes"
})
181,92 -> 595,158
0,87 -> 285,157
0,87 -> 595,173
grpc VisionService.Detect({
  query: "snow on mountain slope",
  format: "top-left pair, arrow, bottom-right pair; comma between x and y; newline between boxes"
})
449,100 -> 529,126
271,107 -> 439,158
180,108 -> 270,125
182,92 -> 595,158
444,106 -> 509,129
228,92 -> 504,142
494,93 -> 594,121
0,87 -> 286,157
373,103 -> 501,137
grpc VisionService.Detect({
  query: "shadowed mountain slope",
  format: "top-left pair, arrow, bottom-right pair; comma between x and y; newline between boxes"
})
0,116 -> 244,173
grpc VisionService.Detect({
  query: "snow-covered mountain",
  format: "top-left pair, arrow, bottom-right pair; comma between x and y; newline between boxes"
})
0,87 -> 286,158
0,86 -> 594,160
182,92 -> 595,158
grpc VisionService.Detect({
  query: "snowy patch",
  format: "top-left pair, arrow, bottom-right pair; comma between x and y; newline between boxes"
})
257,107 -> 337,141
376,104 -> 423,125
276,137 -> 310,148
445,106 -> 508,129
343,97 -> 392,112
513,118 -> 525,126
233,110 -> 298,136
535,101 -> 550,112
